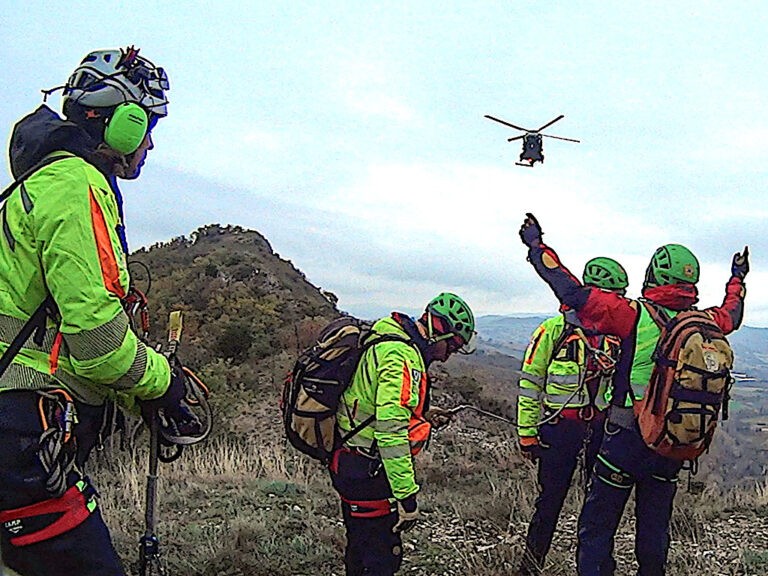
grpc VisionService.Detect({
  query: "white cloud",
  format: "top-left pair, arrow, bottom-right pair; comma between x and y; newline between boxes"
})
242,129 -> 286,150
332,53 -> 417,123
346,92 -> 415,122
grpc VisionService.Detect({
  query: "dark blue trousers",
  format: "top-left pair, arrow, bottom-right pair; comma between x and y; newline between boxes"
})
330,449 -> 402,576
522,415 -> 604,574
576,421 -> 682,576
0,391 -> 124,576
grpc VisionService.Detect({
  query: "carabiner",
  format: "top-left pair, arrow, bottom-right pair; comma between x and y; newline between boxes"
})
592,348 -> 617,371
579,405 -> 596,422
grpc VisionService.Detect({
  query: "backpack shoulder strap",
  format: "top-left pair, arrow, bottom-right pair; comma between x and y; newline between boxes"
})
0,154 -> 70,378
0,295 -> 57,379
0,153 -> 72,204
612,301 -> 644,406
548,321 -> 575,365
360,329 -> 420,362
640,299 -> 672,330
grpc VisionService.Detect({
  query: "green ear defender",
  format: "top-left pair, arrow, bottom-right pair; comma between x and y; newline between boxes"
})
103,102 -> 149,154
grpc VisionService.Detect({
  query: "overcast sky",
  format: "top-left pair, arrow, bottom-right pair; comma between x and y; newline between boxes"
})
2,2 -> 767,325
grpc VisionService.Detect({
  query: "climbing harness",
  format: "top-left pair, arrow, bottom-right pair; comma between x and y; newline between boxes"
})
532,326 -> 618,429
340,495 -> 394,519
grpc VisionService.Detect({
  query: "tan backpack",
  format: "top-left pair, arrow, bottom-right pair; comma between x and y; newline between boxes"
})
634,303 -> 734,461
281,316 -> 409,463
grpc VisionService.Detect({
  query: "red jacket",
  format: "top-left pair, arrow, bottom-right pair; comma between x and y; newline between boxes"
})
525,241 -> 746,405
525,242 -> 745,338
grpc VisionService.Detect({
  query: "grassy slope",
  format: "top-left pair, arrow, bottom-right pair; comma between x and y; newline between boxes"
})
91,360 -> 768,576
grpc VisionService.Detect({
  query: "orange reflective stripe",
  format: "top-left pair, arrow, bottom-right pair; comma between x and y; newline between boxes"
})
414,370 -> 428,416
89,187 -> 125,298
408,419 -> 432,456
400,363 -> 411,406
48,332 -> 63,375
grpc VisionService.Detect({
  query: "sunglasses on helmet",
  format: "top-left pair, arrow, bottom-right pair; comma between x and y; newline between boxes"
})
125,64 -> 169,95
427,312 -> 472,353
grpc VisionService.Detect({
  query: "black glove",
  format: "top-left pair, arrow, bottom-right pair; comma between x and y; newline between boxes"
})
392,494 -> 419,533
519,212 -> 543,248
140,365 -> 202,437
141,365 -> 186,414
731,246 -> 749,279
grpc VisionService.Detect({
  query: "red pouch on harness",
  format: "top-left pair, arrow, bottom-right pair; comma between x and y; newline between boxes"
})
0,480 -> 97,546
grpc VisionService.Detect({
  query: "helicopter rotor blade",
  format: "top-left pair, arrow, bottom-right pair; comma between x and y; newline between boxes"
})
485,115 -> 529,132
507,135 -> 525,142
534,115 -> 565,133
541,134 -> 581,143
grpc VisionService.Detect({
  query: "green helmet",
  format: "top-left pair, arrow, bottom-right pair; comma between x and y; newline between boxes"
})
582,257 -> 629,291
644,244 -> 700,287
425,292 -> 475,346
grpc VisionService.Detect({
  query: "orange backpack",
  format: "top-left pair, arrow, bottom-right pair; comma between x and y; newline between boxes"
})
634,303 -> 734,461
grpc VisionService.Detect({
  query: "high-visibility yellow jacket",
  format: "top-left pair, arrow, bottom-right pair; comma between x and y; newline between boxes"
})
336,315 -> 431,500
0,151 -> 170,406
517,314 -> 619,438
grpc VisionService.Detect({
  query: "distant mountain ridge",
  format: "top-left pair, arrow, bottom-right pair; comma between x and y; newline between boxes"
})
476,314 -> 768,382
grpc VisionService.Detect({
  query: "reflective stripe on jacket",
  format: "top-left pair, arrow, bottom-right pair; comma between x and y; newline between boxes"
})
518,314 -> 617,438
336,315 -> 430,500
0,152 -> 170,405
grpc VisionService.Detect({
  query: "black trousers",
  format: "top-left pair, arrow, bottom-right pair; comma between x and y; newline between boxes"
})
522,415 -> 604,574
0,390 -> 124,576
330,449 -> 403,576
577,422 -> 681,576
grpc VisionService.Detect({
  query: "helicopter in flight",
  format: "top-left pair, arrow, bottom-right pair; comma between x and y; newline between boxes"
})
485,114 -> 580,167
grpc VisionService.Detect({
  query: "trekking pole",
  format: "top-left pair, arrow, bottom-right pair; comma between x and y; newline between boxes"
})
445,400 -> 579,429
139,412 -> 165,576
446,404 -> 516,424
138,311 -> 182,576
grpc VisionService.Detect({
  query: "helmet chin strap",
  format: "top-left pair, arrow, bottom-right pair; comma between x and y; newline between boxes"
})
113,152 -> 134,177
425,310 -> 436,342
424,310 -> 447,344
415,316 -> 430,341
93,143 -> 131,176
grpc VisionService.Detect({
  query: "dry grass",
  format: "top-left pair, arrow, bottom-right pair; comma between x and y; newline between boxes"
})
78,422 -> 768,576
